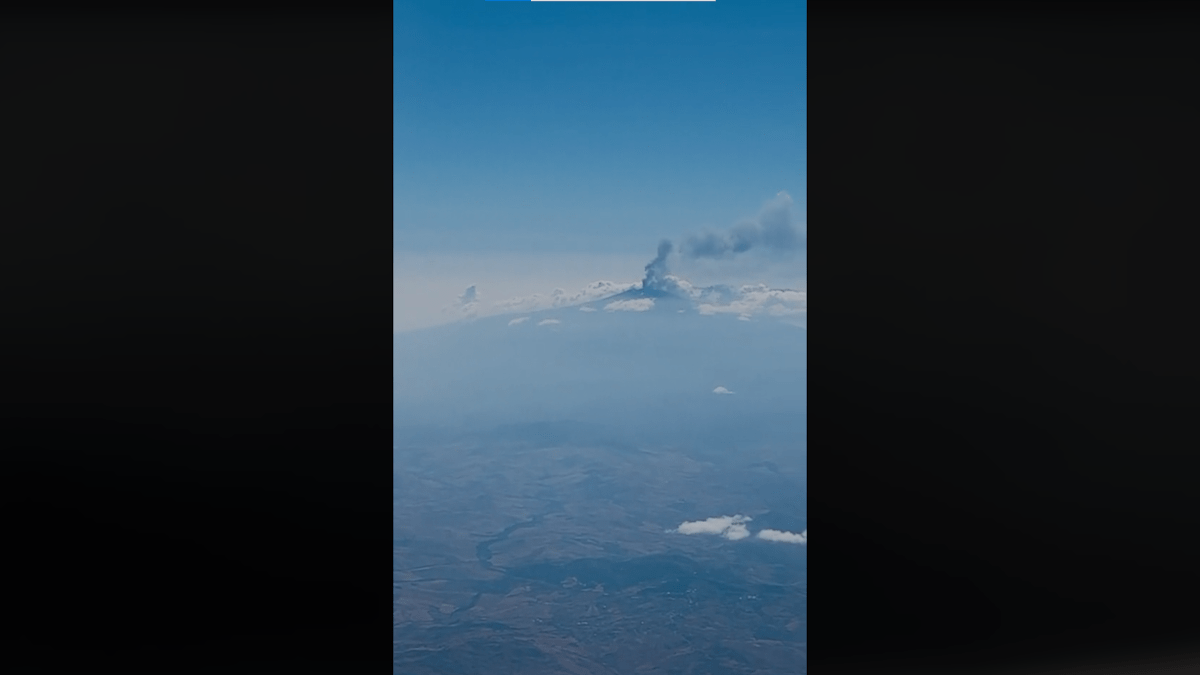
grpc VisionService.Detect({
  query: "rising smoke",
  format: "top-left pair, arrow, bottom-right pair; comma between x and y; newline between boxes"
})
641,239 -> 674,292
681,191 -> 805,260
636,192 -> 805,295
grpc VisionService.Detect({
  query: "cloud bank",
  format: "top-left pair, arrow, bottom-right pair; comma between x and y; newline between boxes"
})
696,285 -> 807,319
757,528 -> 807,544
450,276 -> 803,324
494,280 -> 639,314
605,298 -> 655,312
447,284 -> 482,319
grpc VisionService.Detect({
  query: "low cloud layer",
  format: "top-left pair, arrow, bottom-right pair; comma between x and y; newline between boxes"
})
757,529 -> 807,544
442,280 -> 640,325
605,298 -> 655,312
396,251 -> 648,333
450,277 -> 803,324
441,276 -> 803,325
682,191 -> 805,260
696,285 -> 807,319
674,515 -> 752,541
495,280 -> 639,314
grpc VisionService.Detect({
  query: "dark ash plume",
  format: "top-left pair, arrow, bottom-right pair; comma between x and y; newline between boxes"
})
682,191 -> 805,260
641,239 -> 673,292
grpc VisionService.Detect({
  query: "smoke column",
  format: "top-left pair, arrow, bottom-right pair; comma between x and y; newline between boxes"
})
642,239 -> 673,292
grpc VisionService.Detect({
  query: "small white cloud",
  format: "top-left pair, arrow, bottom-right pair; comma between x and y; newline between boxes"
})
507,317 -> 529,326
538,319 -> 560,326
673,515 -> 752,541
579,306 -> 597,312
738,315 -> 751,321
757,528 -> 807,544
604,298 -> 654,312
712,386 -> 735,395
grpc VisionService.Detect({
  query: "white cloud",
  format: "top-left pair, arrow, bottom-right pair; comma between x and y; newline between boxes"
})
579,306 -> 597,312
604,298 -> 654,312
723,522 -> 751,540
739,315 -> 751,321
440,284 -> 483,321
457,285 -> 477,305
713,386 -> 735,395
672,516 -> 805,544
538,319 -> 560,326
758,528 -> 807,544
673,515 -> 752,541
507,317 -> 529,326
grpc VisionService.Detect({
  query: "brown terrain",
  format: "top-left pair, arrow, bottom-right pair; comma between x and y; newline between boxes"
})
394,436 -> 807,674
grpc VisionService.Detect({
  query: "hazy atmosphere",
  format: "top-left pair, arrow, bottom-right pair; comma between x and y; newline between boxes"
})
395,1 -> 806,672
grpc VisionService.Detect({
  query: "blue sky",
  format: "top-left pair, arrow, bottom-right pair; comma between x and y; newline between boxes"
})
394,0 -> 805,330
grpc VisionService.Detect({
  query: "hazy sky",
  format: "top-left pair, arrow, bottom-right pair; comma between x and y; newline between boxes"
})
394,0 -> 806,330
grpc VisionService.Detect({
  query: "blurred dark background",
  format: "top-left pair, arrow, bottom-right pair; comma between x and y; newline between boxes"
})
7,1 -> 1200,674
2,5 -> 387,674
813,1 -> 1200,673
